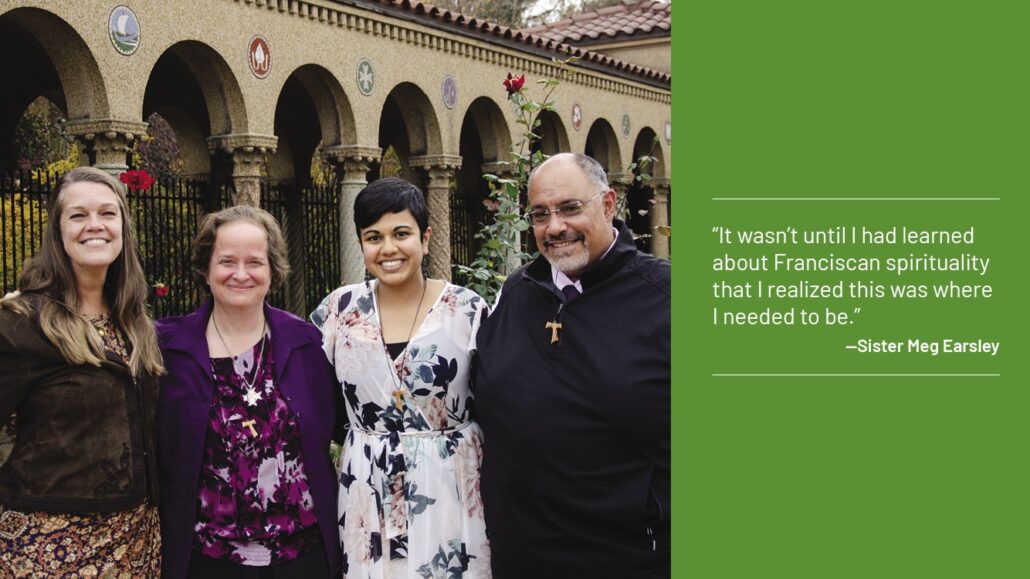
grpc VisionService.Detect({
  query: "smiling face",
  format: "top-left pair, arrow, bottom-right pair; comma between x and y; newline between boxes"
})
359,210 -> 430,288
205,220 -> 272,312
528,157 -> 616,279
60,181 -> 124,279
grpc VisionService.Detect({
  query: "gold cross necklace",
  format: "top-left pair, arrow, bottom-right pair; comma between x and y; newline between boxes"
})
378,278 -> 428,411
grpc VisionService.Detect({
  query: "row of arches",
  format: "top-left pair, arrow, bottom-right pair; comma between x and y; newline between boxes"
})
2,6 -> 669,306
2,7 -> 667,175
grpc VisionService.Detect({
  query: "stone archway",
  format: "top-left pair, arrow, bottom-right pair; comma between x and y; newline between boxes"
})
144,40 -> 251,199
376,82 -> 443,180
377,82 -> 455,280
144,48 -> 214,179
454,96 -> 512,273
584,117 -> 622,174
268,64 -> 358,313
627,127 -> 665,253
532,109 -> 570,156
276,64 -> 369,292
585,117 -> 629,222
1,7 -> 109,169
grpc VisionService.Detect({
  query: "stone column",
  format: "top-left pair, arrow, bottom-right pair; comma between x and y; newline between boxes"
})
410,155 -> 462,281
651,178 -> 671,259
64,119 -> 149,175
322,145 -> 380,286
607,171 -> 634,222
207,134 -> 278,206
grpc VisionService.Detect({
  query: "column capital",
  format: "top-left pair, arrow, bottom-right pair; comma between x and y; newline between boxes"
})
409,154 -> 462,173
321,144 -> 381,165
64,119 -> 149,175
652,177 -> 671,191
607,172 -> 634,188
64,118 -> 149,141
206,133 -> 278,156
411,155 -> 462,190
322,145 -> 380,181
207,134 -> 276,206
480,161 -> 514,178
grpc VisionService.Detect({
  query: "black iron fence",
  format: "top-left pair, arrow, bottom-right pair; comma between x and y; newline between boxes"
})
260,179 -> 341,316
131,176 -> 224,319
1,169 -> 52,295
0,170 -> 346,320
450,187 -> 473,278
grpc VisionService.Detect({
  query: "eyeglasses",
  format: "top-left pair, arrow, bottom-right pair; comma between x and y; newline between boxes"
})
523,192 -> 604,227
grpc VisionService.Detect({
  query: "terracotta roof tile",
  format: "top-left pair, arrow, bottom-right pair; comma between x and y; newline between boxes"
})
350,1 -> 671,87
522,1 -> 671,45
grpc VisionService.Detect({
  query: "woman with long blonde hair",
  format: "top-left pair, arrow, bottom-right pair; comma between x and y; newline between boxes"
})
0,166 -> 165,576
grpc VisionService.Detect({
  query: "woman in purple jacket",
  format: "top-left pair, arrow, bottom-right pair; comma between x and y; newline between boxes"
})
156,205 -> 341,578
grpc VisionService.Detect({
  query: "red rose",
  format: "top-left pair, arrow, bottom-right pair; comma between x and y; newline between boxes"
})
154,283 -> 168,298
503,72 -> 525,95
120,169 -> 155,193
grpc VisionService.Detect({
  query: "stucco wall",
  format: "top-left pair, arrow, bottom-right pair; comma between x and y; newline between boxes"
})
1,0 -> 671,178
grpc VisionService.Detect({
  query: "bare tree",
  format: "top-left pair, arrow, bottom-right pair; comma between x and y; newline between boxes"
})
432,0 -> 537,28
433,0 -> 669,30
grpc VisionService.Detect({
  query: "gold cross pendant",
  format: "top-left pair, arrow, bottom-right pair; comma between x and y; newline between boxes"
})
392,389 -> 405,411
545,321 -> 563,344
241,419 -> 258,438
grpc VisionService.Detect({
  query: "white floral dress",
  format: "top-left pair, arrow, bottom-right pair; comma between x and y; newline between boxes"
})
312,281 -> 491,578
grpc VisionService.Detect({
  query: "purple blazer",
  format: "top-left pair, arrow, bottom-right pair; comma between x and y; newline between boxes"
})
156,301 -> 341,578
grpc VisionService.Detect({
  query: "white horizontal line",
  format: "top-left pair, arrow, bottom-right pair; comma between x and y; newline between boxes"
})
712,373 -> 1000,377
712,197 -> 1000,201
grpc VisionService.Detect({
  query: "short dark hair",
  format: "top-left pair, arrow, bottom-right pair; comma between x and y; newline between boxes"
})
191,205 -> 291,293
353,177 -> 429,237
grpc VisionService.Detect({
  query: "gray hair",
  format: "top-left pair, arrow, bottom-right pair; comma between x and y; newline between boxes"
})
528,152 -> 609,195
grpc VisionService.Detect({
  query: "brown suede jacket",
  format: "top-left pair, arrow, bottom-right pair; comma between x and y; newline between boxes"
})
0,297 -> 160,513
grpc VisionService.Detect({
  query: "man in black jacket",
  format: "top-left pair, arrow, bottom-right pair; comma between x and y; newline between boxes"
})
474,153 -> 670,578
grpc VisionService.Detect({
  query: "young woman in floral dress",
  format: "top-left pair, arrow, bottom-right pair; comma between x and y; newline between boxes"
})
312,178 -> 491,578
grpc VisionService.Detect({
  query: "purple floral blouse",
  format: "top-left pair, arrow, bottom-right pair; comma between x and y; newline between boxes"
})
193,334 -> 320,566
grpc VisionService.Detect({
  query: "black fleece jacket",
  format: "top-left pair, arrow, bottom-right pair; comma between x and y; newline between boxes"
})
474,221 -> 670,578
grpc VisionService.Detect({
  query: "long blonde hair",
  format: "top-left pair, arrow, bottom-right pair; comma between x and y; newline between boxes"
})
0,167 -> 165,376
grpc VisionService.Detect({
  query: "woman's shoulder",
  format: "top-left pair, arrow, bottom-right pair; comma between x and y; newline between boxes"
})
267,303 -> 320,331
155,302 -> 219,353
1,291 -> 44,315
0,294 -> 43,330
443,282 -> 487,308
266,305 -> 324,343
154,308 -> 203,341
0,296 -> 49,355
325,282 -> 370,312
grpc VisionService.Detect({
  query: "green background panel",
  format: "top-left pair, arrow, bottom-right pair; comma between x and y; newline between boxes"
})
673,1 -> 1028,577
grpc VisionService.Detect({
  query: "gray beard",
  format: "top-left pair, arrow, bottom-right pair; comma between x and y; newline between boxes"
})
543,238 -> 591,277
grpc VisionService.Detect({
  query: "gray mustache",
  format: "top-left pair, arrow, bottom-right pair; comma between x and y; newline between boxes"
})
543,234 -> 584,247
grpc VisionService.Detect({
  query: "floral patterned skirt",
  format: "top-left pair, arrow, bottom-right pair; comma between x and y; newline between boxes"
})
0,502 -> 161,578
